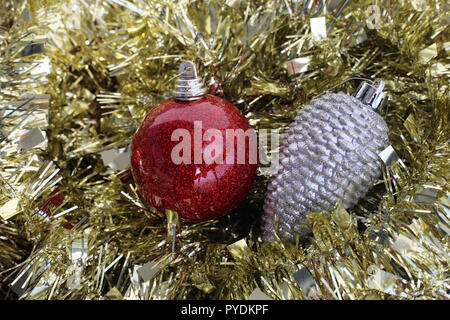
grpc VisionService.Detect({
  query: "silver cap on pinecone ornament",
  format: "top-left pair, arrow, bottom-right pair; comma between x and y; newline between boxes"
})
261,79 -> 390,244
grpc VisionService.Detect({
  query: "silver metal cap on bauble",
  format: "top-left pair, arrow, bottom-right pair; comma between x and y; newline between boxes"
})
174,61 -> 206,101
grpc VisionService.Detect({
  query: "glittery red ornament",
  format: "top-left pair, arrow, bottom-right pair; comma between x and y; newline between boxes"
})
131,62 -> 257,222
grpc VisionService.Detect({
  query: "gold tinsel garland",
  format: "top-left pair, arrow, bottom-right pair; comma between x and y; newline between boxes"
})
0,0 -> 448,300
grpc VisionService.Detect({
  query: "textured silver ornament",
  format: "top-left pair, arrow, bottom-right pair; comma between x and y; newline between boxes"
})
262,82 -> 389,243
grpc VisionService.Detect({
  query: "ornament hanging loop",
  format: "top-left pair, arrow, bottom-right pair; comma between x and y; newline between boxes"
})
313,76 -> 372,100
313,77 -> 387,112
174,61 -> 206,101
179,61 -> 198,79
354,79 -> 387,111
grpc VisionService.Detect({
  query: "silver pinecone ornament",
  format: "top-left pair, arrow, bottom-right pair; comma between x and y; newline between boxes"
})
262,80 -> 390,243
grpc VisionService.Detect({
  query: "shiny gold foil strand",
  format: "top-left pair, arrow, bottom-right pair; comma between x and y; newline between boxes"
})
0,0 -> 52,298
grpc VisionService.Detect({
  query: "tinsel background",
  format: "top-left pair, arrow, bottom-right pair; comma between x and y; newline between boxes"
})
0,0 -> 448,300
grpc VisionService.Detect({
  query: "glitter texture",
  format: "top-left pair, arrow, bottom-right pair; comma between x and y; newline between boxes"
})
262,93 -> 390,243
131,94 -> 257,222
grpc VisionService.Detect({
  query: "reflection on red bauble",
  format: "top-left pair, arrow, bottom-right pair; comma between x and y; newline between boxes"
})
130,94 -> 257,222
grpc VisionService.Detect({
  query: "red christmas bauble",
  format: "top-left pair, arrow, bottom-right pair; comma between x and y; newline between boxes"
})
130,93 -> 257,222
